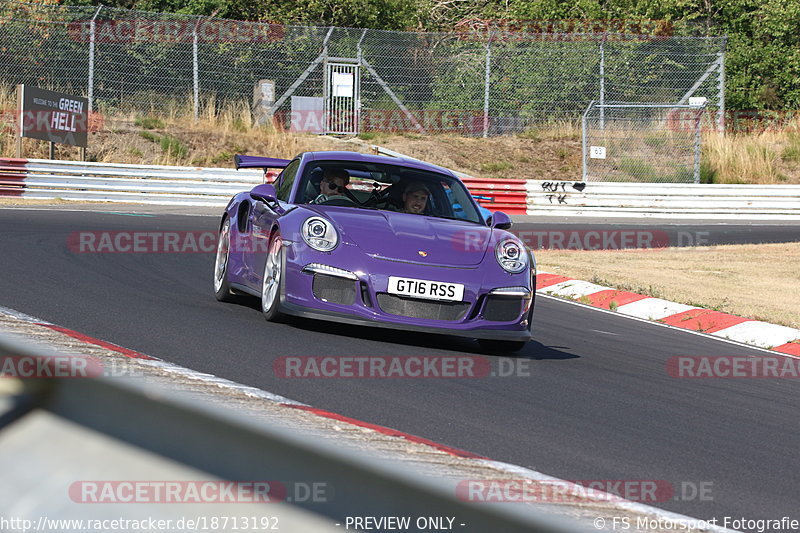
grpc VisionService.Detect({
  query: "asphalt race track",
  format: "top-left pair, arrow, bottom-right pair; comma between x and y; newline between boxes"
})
1,208 -> 799,524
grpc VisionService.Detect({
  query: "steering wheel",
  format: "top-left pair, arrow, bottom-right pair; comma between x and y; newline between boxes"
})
319,197 -> 359,207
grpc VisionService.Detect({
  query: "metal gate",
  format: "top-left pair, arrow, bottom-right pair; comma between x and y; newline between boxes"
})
324,60 -> 360,135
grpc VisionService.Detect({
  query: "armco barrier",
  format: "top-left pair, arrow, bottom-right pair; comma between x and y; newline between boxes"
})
0,331 -> 584,533
3,156 -> 800,218
0,158 -> 263,206
461,177 -> 529,215
526,180 -> 800,218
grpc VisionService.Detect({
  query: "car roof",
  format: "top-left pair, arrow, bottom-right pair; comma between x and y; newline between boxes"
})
304,151 -> 456,178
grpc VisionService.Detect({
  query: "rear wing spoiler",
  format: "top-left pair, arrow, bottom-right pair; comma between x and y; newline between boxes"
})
234,154 -> 291,170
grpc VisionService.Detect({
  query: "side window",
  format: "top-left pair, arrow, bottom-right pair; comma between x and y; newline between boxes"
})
276,160 -> 300,201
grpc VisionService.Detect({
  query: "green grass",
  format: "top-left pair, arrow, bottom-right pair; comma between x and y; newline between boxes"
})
700,160 -> 717,183
135,116 -> 165,130
781,133 -> 800,162
211,151 -> 233,165
231,117 -> 248,133
480,161 -> 513,173
138,130 -> 187,158
642,133 -> 668,149
138,131 -> 160,142
616,157 -> 660,182
160,135 -> 188,158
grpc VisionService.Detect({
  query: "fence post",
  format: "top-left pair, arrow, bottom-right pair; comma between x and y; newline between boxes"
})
193,28 -> 199,121
694,106 -> 704,184
582,101 -> 594,182
716,38 -> 726,134
356,29 -> 367,135
599,35 -> 606,130
87,5 -> 102,114
483,31 -> 491,138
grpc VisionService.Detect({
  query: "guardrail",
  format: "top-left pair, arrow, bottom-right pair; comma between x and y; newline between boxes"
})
0,331 -> 584,532
0,158 -> 263,206
526,180 -> 800,218
3,156 -> 800,218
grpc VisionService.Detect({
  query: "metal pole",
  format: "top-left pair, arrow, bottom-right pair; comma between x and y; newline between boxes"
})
582,101 -> 594,182
49,141 -> 55,160
87,6 -> 102,114
599,36 -> 606,130
356,29 -> 367,135
716,39 -> 726,134
694,106 -> 703,184
483,31 -> 491,138
16,84 -> 23,158
193,30 -> 199,121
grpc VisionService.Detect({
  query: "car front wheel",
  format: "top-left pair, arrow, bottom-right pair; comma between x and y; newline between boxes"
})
213,218 -> 238,302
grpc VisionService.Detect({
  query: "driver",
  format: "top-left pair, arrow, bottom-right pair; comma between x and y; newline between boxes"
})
312,167 -> 350,204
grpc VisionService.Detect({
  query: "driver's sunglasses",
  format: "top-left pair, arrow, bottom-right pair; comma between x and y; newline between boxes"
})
322,181 -> 342,192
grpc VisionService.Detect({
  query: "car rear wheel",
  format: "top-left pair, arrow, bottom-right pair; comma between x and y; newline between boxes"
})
261,231 -> 284,322
477,339 -> 527,354
213,218 -> 238,302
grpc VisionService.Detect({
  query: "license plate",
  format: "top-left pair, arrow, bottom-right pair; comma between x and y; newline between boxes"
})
387,276 -> 464,302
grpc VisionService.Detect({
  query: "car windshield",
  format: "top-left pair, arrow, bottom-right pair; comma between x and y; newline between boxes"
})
296,160 -> 485,225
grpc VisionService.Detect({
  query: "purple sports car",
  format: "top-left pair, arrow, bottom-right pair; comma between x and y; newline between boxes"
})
213,151 -> 535,352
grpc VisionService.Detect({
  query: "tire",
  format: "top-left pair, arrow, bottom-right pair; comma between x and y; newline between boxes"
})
261,231 -> 285,322
477,339 -> 527,354
213,218 -> 238,302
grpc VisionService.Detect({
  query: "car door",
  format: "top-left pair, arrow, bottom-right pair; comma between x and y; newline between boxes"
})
247,159 -> 300,291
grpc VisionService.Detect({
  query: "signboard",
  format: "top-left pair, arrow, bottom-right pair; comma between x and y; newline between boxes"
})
589,146 -> 606,159
18,85 -> 88,148
332,72 -> 354,98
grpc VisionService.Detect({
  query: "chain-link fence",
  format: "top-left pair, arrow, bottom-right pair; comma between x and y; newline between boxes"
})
0,0 -> 725,137
582,102 -> 706,183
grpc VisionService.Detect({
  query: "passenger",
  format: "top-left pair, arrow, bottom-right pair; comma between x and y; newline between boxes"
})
312,168 -> 350,204
401,182 -> 430,214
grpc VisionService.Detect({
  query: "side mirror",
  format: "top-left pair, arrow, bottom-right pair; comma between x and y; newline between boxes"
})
250,184 -> 284,214
488,210 -> 512,230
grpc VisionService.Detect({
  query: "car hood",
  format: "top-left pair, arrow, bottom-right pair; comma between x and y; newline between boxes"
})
305,207 -> 492,266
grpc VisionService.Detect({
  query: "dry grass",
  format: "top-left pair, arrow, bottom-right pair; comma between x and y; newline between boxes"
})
535,242 -> 800,329
703,129 -> 800,184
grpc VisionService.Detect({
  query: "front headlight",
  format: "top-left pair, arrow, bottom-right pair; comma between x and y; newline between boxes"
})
495,238 -> 528,273
302,217 -> 338,252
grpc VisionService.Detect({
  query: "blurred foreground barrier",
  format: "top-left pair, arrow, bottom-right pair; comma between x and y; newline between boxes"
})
0,332 -> 584,533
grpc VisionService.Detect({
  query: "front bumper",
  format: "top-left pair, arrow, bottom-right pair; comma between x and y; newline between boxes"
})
280,240 -> 534,342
